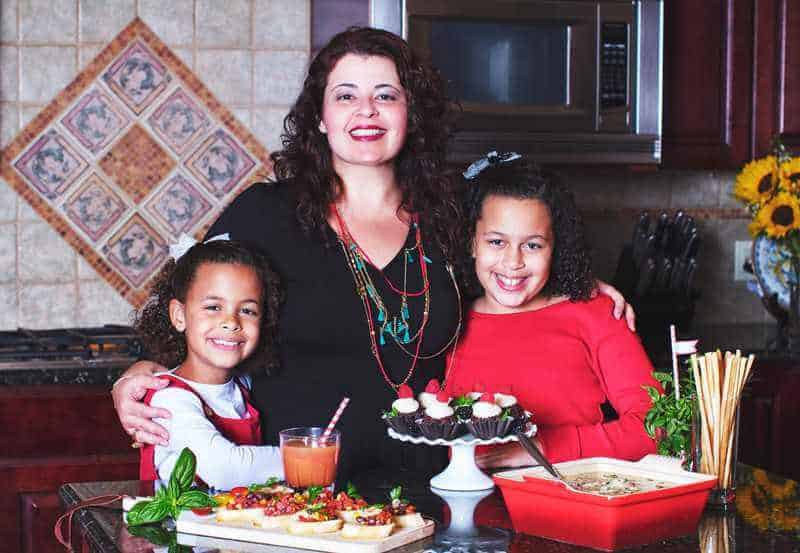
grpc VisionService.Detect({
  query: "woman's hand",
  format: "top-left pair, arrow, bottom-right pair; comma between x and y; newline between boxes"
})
596,279 -> 636,332
475,441 -> 543,470
112,361 -> 171,446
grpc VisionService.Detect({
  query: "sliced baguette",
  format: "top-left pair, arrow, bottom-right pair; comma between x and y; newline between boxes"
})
341,522 -> 395,539
255,513 -> 295,529
337,509 -> 360,523
286,517 -> 343,535
393,512 -> 425,528
214,507 -> 264,526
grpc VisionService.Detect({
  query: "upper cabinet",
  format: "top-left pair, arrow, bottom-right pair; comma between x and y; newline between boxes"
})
662,0 -> 800,168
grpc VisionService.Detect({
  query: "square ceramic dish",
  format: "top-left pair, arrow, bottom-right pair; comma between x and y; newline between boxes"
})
493,454 -> 717,551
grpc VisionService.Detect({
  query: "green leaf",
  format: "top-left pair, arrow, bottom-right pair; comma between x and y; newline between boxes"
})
389,486 -> 402,501
307,486 -> 323,501
126,499 -> 171,526
126,522 -> 173,545
169,448 -> 197,496
346,482 -> 361,499
452,396 -> 475,406
177,490 -> 216,510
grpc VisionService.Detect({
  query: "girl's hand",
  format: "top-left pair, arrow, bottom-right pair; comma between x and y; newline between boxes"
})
595,279 -> 636,332
112,361 -> 172,446
475,441 -> 543,470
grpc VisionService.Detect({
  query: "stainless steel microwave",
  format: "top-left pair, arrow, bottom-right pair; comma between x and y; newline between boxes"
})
372,0 -> 663,164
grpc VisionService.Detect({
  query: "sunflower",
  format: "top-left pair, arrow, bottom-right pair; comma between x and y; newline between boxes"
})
735,156 -> 779,204
780,156 -> 800,193
750,192 -> 800,238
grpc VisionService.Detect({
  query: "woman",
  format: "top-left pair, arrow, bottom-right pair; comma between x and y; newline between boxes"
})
113,27 -> 632,483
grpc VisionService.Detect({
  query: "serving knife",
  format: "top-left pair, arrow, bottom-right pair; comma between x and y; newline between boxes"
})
515,431 -> 566,482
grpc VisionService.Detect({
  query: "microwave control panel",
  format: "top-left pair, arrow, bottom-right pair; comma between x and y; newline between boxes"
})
600,22 -> 629,109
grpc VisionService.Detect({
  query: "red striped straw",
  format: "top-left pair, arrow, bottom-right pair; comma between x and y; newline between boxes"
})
321,397 -> 350,442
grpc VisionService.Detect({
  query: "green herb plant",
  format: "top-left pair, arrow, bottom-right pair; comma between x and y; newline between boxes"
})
643,369 -> 696,466
126,448 -> 216,526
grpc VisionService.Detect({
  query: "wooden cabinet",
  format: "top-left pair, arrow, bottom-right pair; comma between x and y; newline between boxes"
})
737,359 -> 800,481
662,0 -> 800,168
0,385 -> 138,553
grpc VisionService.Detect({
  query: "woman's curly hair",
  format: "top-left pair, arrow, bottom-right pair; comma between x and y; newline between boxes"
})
270,26 -> 462,258
133,240 -> 281,375
459,159 -> 595,301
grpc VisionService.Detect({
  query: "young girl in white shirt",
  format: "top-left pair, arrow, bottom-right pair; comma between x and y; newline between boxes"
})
133,235 -> 283,489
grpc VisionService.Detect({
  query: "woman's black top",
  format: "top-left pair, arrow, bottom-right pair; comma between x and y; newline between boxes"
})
207,182 -> 459,483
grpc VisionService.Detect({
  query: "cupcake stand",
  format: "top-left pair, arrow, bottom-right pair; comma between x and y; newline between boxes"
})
388,424 -> 536,544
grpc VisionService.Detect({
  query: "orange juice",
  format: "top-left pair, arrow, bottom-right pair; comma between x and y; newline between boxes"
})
281,439 -> 339,487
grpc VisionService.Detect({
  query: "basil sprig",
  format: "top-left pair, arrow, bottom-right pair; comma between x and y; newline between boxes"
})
127,448 -> 215,526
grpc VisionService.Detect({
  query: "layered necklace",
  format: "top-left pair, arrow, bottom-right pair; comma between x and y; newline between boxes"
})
332,204 -> 462,391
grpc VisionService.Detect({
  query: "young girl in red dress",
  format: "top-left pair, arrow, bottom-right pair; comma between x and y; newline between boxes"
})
133,236 -> 283,489
447,153 -> 660,467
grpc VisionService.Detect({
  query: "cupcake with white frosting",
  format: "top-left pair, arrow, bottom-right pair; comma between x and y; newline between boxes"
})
494,392 -> 525,418
416,391 -> 463,440
382,384 -> 422,436
465,392 -> 517,439
418,379 -> 443,409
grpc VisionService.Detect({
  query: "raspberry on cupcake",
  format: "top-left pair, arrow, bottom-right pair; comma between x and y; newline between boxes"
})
418,379 -> 443,409
382,384 -> 422,436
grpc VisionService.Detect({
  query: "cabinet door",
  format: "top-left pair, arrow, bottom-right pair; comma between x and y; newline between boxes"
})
21,492 -> 62,553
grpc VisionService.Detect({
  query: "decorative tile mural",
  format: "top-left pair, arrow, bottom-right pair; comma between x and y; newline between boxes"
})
0,19 -> 272,307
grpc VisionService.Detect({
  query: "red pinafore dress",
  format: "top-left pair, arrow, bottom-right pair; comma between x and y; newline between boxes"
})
139,374 -> 262,481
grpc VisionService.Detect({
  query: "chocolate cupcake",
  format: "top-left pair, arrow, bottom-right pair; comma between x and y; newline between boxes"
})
465,393 -> 516,439
382,385 -> 422,436
494,392 -> 525,419
416,398 -> 463,440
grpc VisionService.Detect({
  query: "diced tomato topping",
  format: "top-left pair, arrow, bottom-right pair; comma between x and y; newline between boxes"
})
191,506 -> 213,516
230,486 -> 249,496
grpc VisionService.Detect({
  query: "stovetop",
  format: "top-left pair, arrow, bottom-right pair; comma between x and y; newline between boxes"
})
0,325 -> 143,371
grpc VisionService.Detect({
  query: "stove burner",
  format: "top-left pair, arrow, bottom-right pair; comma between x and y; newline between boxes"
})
0,325 -> 143,362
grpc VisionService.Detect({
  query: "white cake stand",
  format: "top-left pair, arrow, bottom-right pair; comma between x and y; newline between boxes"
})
387,422 -> 537,491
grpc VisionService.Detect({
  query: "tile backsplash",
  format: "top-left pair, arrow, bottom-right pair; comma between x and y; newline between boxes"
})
0,1 -> 762,331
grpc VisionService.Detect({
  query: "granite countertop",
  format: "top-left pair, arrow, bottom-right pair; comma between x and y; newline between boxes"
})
60,465 -> 800,553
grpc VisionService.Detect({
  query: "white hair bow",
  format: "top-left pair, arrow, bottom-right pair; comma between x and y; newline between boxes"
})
168,233 -> 231,261
462,150 -> 522,180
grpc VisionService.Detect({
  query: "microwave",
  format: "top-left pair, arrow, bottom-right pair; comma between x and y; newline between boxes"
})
372,0 -> 663,164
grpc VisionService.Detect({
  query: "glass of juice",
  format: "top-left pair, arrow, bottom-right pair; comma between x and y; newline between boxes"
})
279,427 -> 340,488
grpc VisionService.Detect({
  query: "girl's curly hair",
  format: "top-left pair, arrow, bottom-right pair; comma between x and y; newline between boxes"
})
133,240 -> 281,375
270,26 -> 462,258
459,159 -> 595,301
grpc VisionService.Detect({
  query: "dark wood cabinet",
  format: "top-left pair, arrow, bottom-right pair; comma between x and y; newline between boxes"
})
662,0 -> 800,168
0,385 -> 138,553
738,359 -> 800,481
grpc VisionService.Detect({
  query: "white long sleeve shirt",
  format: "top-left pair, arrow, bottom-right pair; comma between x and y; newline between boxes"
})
150,371 -> 283,490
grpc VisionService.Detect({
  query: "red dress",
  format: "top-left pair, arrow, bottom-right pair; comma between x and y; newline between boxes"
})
446,295 -> 659,463
139,375 -> 262,481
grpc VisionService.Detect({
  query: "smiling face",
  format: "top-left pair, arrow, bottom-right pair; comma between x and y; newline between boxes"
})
318,54 -> 408,172
472,195 -> 555,314
169,262 -> 263,383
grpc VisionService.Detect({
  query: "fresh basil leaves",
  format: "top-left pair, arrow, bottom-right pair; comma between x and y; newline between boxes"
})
126,448 -> 215,526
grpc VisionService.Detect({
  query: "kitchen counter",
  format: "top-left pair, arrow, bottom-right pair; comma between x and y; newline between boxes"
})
59,465 -> 799,553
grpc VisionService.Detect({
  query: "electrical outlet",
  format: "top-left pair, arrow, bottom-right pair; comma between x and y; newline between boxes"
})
734,240 -> 754,281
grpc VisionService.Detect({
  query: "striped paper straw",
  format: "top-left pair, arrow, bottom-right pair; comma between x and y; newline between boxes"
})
321,397 -> 350,442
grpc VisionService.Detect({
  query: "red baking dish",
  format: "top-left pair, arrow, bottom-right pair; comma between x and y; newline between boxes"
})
493,455 -> 717,551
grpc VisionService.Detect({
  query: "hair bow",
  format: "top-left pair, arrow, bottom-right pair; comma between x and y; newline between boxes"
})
462,150 -> 522,180
168,233 -> 231,261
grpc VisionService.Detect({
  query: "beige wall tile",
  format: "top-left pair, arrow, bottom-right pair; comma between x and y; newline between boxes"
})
254,0 -> 309,50
19,282 -> 77,328
196,0 -> 250,48
19,221 -> 77,282
253,106 -> 288,153
1,0 -> 19,43
1,102 -> 19,148
138,0 -> 194,45
196,49 -> 252,105
20,46 -> 76,103
173,48 -> 194,71
79,44 -> 104,70
668,171 -> 721,209
0,285 -> 18,330
77,255 -> 99,280
79,0 -> 135,43
77,279 -> 134,326
0,223 -> 16,283
20,0 -> 76,43
717,171 -> 740,208
0,181 -> 17,221
253,50 -> 307,105
20,105 -> 41,128
0,46 -> 18,100
619,171 -> 672,209
17,193 -> 40,220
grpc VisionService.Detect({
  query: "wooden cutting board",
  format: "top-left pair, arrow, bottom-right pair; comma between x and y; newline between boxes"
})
175,512 -> 436,553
